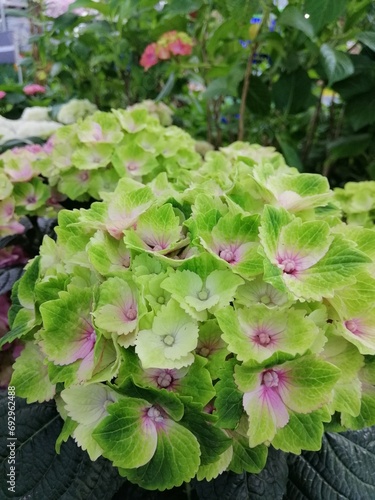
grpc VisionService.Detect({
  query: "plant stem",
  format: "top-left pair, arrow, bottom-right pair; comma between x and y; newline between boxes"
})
302,85 -> 325,164
237,6 -> 270,141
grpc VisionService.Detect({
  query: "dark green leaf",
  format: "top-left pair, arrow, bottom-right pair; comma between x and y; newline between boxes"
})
287,427 -> 375,499
327,134 -> 371,160
278,6 -> 315,39
276,134 -> 303,171
346,91 -> 375,130
246,76 -> 271,115
179,402 -> 232,465
358,32 -> 375,52
272,68 -> 313,114
155,72 -> 175,102
195,447 -> 288,500
0,268 -> 23,295
305,0 -> 347,34
0,396 -> 125,499
320,44 -> 355,85
164,0 -> 203,18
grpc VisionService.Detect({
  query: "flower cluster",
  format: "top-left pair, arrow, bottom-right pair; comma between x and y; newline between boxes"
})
334,181 -> 375,227
23,84 -> 46,96
4,137 -> 375,491
0,102 -> 198,238
140,31 -> 193,70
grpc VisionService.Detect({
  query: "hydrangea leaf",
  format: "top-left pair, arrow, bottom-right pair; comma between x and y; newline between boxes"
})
56,168 -> 92,200
112,108 -> 151,133
55,416 -> 78,454
200,213 -> 263,279
118,378 -> 184,421
119,350 -> 215,407
131,253 -> 165,277
329,273 -> 375,316
213,359 -> 243,429
39,287 -> 97,366
112,143 -> 159,178
13,178 -> 51,213
92,398 -> 158,469
60,384 -> 120,460
10,343 -> 56,403
87,230 -> 131,276
119,418 -> 201,491
341,359 -> 375,429
34,274 -> 70,304
235,276 -> 291,308
196,319 -> 229,379
124,204 -> 187,255
87,168 -> 120,199
259,205 -> 293,259
17,256 -> 40,309
161,269 -> 242,320
105,181 -> 155,239
0,173 -> 13,200
72,143 -> 113,170
266,173 -> 332,212
216,305 -> 319,363
135,300 -> 198,369
136,271 -> 172,312
77,112 -> 123,144
334,307 -> 375,355
196,446 -> 234,481
271,408 -> 332,453
235,355 -> 340,446
178,401 -> 232,466
229,429 -> 268,474
93,277 -> 141,336
321,331 -> 364,417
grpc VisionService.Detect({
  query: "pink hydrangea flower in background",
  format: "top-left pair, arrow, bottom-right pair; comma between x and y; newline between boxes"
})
168,39 -> 192,56
0,91 -> 6,99
140,43 -> 159,70
140,31 -> 193,70
23,84 -> 46,96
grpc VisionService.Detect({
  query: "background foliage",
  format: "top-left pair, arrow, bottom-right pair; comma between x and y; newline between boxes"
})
4,0 -> 370,187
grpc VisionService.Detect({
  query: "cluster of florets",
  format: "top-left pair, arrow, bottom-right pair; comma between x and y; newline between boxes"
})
3,139 -> 375,491
0,102 -> 199,238
140,31 -> 193,70
334,181 -> 375,227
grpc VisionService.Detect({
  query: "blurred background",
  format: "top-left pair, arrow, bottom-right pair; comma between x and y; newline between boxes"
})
0,0 -> 375,187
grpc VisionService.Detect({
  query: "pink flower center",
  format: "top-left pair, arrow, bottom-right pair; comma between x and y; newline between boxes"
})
280,259 -> 296,274
26,195 -> 37,204
79,171 -> 89,182
345,319 -> 361,335
157,371 -> 173,388
254,330 -> 271,346
262,370 -> 279,388
147,406 -> 164,422
127,161 -> 139,172
219,249 -> 235,263
125,307 -> 137,321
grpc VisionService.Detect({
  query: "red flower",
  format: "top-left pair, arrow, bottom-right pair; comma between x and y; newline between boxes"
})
0,91 -> 6,99
140,43 -> 159,70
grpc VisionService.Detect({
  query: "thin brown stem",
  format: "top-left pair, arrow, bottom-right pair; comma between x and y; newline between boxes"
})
237,7 -> 270,141
238,42 -> 258,141
302,85 -> 325,164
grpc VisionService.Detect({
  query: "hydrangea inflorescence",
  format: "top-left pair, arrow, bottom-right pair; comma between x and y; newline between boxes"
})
0,101 -> 198,238
2,122 -> 375,491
